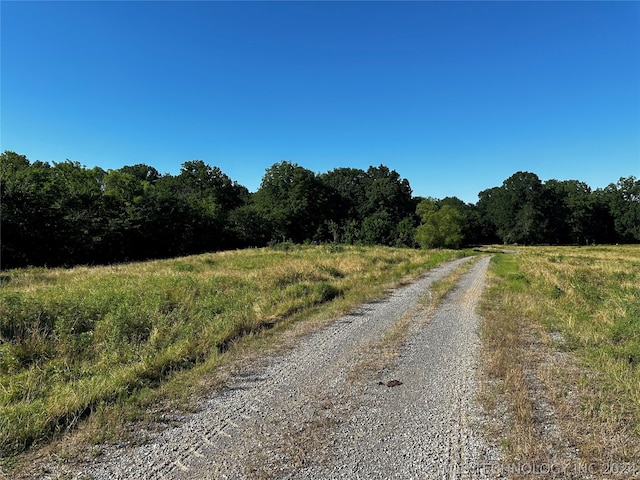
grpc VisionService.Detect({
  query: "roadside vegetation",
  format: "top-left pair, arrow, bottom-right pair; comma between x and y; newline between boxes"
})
0,244 -> 471,461
480,245 -> 640,477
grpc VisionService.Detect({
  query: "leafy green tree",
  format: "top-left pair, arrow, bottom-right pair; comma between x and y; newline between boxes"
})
439,196 -> 484,245
415,198 -> 463,248
590,188 -> 618,244
395,217 -> 417,247
606,176 -> 640,242
361,211 -> 395,245
545,179 -> 594,244
119,164 -> 161,184
319,167 -> 368,241
48,161 -> 107,264
319,165 -> 414,245
253,161 -> 331,243
476,186 -> 502,243
227,204 -> 273,247
178,160 -> 248,212
478,172 -> 549,244
1,151 -> 44,267
100,168 -> 157,261
1,154 -> 110,267
0,151 -> 29,176
1,152 -> 256,266
361,165 -> 413,221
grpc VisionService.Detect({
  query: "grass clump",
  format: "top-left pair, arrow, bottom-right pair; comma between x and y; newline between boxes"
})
0,245 -> 470,457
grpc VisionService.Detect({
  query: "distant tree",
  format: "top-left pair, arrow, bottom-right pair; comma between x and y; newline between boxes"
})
395,216 -> 418,247
1,153 -> 256,267
319,164 -> 414,245
478,172 -> 549,244
253,161 -> 331,243
5,148 -> 638,269
319,167 -> 368,241
361,210 -> 395,245
474,188 -> 501,244
1,151 -> 43,267
101,168 -> 157,261
438,196 -> 483,245
591,188 -> 618,244
0,154 -> 110,267
178,160 -> 248,212
544,179 -> 595,244
0,151 -> 30,175
227,203 -> 273,247
119,164 -> 161,184
606,176 -> 640,242
48,160 -> 107,264
415,198 -> 463,249
360,165 -> 413,222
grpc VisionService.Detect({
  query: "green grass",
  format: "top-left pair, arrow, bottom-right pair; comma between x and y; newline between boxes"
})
0,245 -> 471,457
516,246 -> 640,386
480,245 -> 640,470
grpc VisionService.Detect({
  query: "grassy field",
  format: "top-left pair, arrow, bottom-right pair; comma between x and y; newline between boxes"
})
480,245 -> 640,476
0,244 -> 470,459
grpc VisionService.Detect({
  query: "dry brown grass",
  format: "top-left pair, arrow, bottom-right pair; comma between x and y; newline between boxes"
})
479,246 -> 640,479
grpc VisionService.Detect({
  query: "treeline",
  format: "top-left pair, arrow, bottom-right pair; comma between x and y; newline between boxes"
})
1,151 -> 638,268
477,171 -> 640,246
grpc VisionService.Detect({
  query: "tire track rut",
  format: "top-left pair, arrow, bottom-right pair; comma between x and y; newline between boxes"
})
58,256 -> 500,479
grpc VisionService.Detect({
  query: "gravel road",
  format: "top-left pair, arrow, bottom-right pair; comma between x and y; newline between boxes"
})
60,255 -> 501,479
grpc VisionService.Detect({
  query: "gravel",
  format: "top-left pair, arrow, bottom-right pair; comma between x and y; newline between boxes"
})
49,255 -> 502,479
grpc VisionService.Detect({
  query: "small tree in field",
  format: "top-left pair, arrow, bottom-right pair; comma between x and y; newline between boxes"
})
415,198 -> 462,249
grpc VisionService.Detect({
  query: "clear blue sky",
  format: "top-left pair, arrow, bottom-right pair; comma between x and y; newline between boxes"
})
2,1 -> 639,203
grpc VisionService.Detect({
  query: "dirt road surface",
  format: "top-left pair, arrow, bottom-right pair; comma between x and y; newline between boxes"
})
46,255 -> 502,479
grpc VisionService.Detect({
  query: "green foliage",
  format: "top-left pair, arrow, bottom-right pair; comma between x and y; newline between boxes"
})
477,171 -> 637,245
415,198 -> 463,248
479,171 -> 548,244
1,149 -> 638,270
606,176 -> 640,242
0,153 -> 250,268
318,165 -> 415,246
252,161 -> 331,243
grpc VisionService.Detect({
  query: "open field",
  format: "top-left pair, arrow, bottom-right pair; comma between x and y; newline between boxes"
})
0,245 -> 470,460
3,243 -> 639,478
480,245 -> 640,478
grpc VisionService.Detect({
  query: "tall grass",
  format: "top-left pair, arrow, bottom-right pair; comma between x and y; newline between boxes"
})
0,245 -> 468,457
480,245 -> 640,473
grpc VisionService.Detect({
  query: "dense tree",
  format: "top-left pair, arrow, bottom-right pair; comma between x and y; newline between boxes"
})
1,150 -> 638,269
1,152 -> 54,267
0,153 -> 249,267
606,176 -> 640,242
590,188 -> 618,244
360,165 -> 413,220
478,172 -> 549,245
438,197 -> 485,246
476,173 -> 639,246
544,179 -> 594,244
227,204 -> 273,247
252,161 -> 331,243
319,167 -> 368,242
414,198 -> 463,249
318,165 -> 415,245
